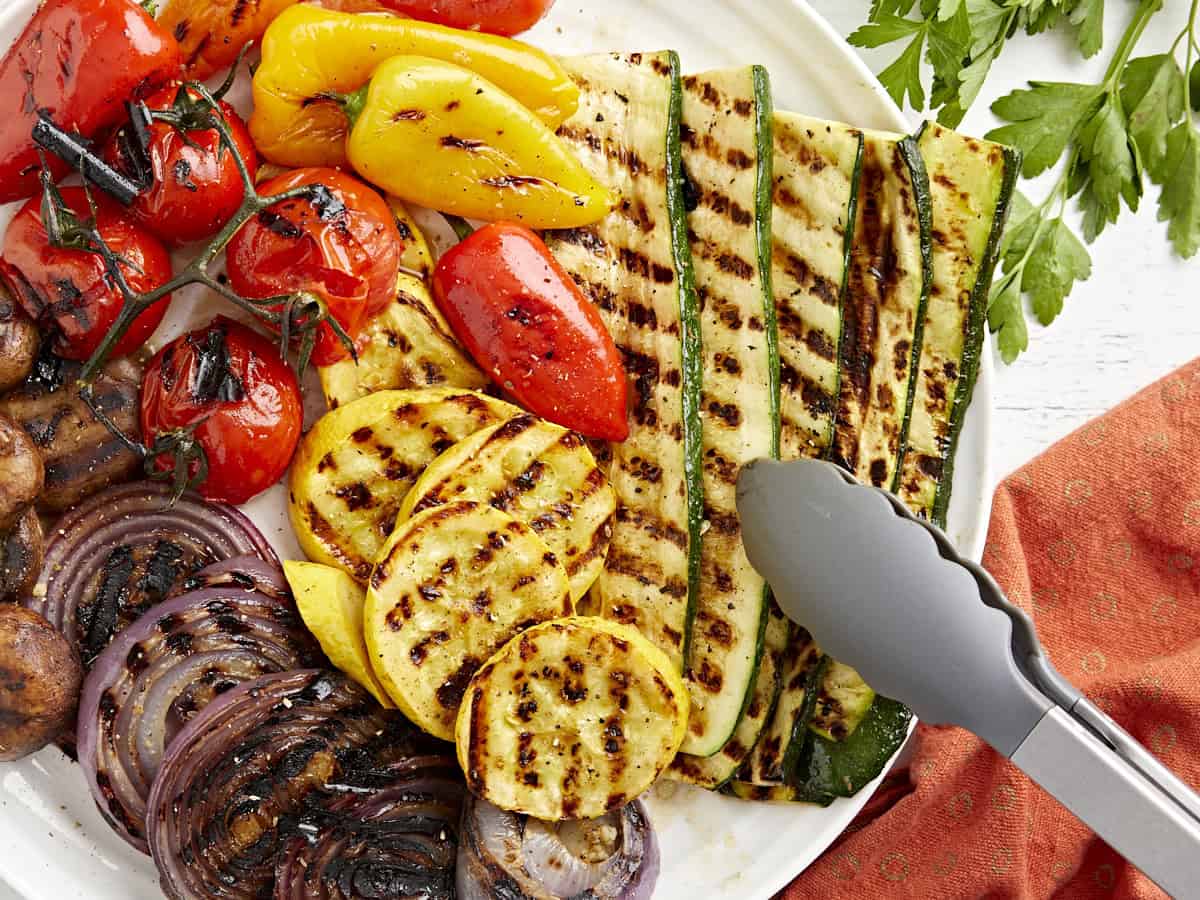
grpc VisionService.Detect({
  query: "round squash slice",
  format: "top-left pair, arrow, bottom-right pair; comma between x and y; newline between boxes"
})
455,616 -> 689,820
288,388 -> 519,581
365,501 -> 573,741
398,414 -> 616,602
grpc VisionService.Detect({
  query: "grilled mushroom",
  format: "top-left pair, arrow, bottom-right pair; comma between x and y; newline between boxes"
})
0,604 -> 83,761
0,290 -> 38,394
0,412 -> 42,532
0,508 -> 43,601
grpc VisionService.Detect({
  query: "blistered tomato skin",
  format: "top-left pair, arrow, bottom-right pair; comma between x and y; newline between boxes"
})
378,0 -> 556,35
0,188 -> 173,361
225,167 -> 402,366
432,222 -> 629,442
105,85 -> 259,246
140,317 -> 303,505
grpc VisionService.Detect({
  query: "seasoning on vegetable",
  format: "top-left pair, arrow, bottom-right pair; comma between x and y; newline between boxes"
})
249,4 -> 579,168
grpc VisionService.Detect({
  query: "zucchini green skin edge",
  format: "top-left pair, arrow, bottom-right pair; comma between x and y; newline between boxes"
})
755,66 -> 780,467
926,131 -> 1021,527
888,135 -> 933,493
780,654 -> 829,777
669,49 -> 706,668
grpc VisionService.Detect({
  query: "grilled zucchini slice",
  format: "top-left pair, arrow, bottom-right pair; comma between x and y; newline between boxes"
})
666,644 -> 778,789
772,113 -> 863,461
729,782 -> 796,802
739,627 -> 822,785
808,659 -> 875,742
365,501 -> 573,740
833,131 -> 932,490
547,51 -> 702,673
288,388 -> 519,581
897,123 -> 1019,524
455,616 -> 688,820
399,414 -> 616,602
283,561 -> 392,708
319,198 -> 489,408
676,65 -> 776,756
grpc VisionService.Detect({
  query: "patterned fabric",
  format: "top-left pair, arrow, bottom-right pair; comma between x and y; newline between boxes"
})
783,359 -> 1200,899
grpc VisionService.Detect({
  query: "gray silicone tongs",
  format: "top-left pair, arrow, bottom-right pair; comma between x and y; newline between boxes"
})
736,458 -> 1200,897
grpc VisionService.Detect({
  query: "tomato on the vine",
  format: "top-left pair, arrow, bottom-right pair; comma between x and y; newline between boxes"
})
141,317 -> 302,505
225,167 -> 402,366
0,187 -> 172,361
105,83 -> 259,246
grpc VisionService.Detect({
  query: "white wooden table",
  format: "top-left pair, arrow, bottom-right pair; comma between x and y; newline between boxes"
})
810,1 -> 1200,483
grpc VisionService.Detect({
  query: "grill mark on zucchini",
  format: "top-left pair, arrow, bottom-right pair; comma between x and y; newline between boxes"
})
548,51 -> 702,673
676,66 -> 775,757
898,123 -> 1019,525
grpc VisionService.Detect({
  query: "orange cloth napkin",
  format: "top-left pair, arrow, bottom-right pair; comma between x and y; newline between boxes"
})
783,359 -> 1200,899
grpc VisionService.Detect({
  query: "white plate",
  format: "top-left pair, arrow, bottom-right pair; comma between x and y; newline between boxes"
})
0,1 -> 992,897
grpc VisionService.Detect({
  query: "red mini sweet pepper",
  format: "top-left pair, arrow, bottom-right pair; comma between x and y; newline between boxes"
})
432,222 -> 629,442
0,0 -> 182,204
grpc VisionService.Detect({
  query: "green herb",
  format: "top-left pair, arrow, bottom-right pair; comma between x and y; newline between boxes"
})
854,0 -> 1200,362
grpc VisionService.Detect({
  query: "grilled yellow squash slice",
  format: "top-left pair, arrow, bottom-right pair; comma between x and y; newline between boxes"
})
283,560 -> 392,708
365,501 -> 573,741
288,388 -> 520,581
318,198 -> 489,408
455,616 -> 688,820
399,415 -> 616,602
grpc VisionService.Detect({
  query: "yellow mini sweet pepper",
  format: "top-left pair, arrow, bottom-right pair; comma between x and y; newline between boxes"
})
249,5 -> 580,169
341,55 -> 613,228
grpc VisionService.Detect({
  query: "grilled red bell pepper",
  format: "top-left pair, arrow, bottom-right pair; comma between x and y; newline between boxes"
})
432,222 -> 629,441
0,0 -> 181,204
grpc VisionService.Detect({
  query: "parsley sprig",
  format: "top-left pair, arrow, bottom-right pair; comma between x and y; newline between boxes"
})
852,0 -> 1200,362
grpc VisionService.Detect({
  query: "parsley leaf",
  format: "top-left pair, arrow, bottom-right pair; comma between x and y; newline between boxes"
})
927,3 -> 972,110
1121,55 -> 1186,181
936,0 -> 965,20
1069,0 -> 1105,58
1025,215 -> 1093,323
848,14 -> 924,46
988,82 -> 1105,176
1074,94 -> 1142,240
874,29 -> 928,111
1158,122 -> 1200,257
987,272 -> 1029,363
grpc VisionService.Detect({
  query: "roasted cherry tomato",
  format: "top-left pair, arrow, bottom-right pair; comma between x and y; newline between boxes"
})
0,188 -> 172,361
141,317 -> 302,505
0,0 -> 181,204
225,167 -> 402,366
105,84 -> 258,245
432,222 -> 628,441
378,0 -> 555,35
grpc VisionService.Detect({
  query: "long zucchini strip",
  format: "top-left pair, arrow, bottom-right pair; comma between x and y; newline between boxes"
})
897,123 -> 1019,525
771,113 -> 863,460
674,66 -> 776,756
833,131 -> 933,491
547,52 -> 702,672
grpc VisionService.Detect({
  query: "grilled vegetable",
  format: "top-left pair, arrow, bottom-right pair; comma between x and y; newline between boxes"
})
0,352 -> 143,513
382,0 -> 556,36
808,659 -> 875,742
400,415 -> 616,603
283,560 -> 392,707
0,413 -> 42,532
432,223 -> 629,440
250,5 -> 579,169
345,56 -> 613,228
739,627 -> 822,786
771,113 -> 863,460
0,0 -> 181,204
666,645 -> 777,789
455,617 -> 688,820
0,291 -> 38,393
318,199 -> 489,407
77,557 -> 323,850
366,501 -> 573,740
898,123 -> 1019,524
457,795 -> 660,900
675,66 -> 776,756
788,696 -> 912,804
289,388 -> 519,581
24,481 -> 277,667
547,51 -> 702,673
0,605 -> 83,761
832,131 -> 932,490
147,670 -> 437,899
0,508 -> 43,602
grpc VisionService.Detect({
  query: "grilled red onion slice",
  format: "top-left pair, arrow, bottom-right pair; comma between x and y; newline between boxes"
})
24,481 -> 277,665
148,670 -> 436,900
77,558 -> 324,852
274,755 -> 463,900
457,795 -> 659,900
